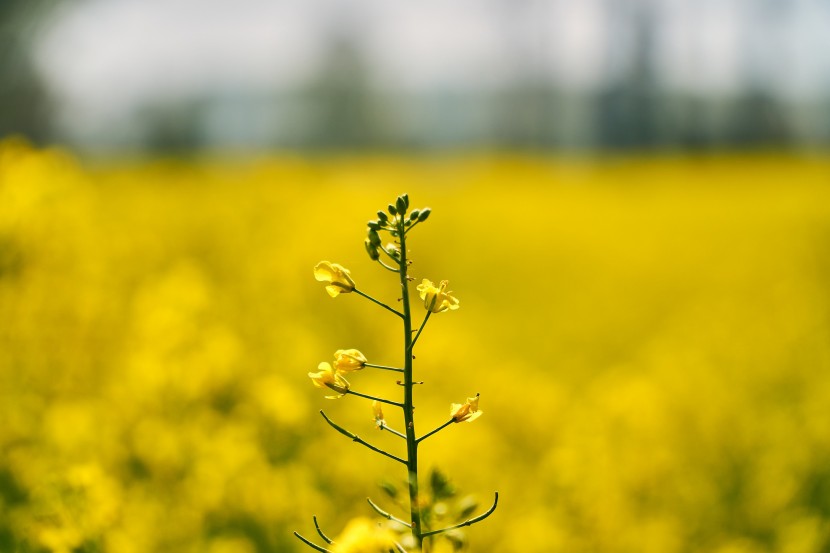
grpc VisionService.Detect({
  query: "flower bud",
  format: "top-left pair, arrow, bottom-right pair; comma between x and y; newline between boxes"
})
333,349 -> 367,372
402,193 -> 410,209
396,196 -> 407,215
367,220 -> 381,231
364,239 -> 380,260
408,209 -> 420,221
377,211 -> 388,222
368,229 -> 381,247
388,204 -> 397,216
418,208 -> 431,222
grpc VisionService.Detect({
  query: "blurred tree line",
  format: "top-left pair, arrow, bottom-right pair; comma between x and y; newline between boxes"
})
2,0 -> 828,153
0,0 -> 53,144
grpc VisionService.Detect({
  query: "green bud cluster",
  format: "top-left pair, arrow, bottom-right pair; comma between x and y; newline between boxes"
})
364,194 -> 431,262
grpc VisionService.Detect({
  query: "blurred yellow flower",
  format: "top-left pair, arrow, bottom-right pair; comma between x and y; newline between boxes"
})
308,362 -> 350,397
372,400 -> 385,429
330,518 -> 398,553
333,349 -> 367,373
451,394 -> 482,423
416,279 -> 459,313
314,261 -> 355,297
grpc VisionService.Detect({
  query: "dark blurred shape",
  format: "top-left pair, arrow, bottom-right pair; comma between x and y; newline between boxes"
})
0,0 -> 53,144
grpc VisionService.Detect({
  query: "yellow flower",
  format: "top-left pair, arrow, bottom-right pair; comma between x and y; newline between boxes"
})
372,400 -> 385,430
330,518 -> 398,553
308,362 -> 350,397
314,261 -> 355,297
450,394 -> 482,423
333,349 -> 367,373
416,279 -> 459,313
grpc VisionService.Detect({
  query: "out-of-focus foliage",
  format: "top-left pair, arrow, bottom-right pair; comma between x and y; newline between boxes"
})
1,138 -> 830,552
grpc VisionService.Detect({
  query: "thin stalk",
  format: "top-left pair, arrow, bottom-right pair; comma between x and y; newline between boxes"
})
319,410 -> 407,465
408,311 -> 432,352
379,422 -> 407,439
366,497 -> 412,528
312,516 -> 333,544
417,419 -> 454,443
398,219 -> 423,547
377,259 -> 400,273
364,363 -> 405,373
353,288 -> 404,319
421,492 -> 499,538
293,532 -> 330,553
345,389 -> 404,408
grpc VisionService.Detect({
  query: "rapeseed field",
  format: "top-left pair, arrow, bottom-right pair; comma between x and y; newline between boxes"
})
1,139 -> 829,552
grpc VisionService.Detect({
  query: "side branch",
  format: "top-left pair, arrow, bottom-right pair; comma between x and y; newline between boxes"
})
293,532 -> 331,552
367,497 -> 412,528
353,288 -> 404,319
364,362 -> 405,373
421,492 -> 499,538
319,411 -> 407,465
379,422 -> 407,439
313,516 -> 333,544
346,389 -> 405,408
416,419 -> 454,443
408,311 -> 432,352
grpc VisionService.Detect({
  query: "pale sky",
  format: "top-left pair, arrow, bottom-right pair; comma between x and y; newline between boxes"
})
33,0 -> 830,138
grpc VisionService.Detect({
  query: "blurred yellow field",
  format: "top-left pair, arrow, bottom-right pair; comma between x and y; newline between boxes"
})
1,139 -> 830,552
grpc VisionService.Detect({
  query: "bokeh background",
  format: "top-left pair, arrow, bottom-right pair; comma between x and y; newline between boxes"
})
2,1 -> 830,552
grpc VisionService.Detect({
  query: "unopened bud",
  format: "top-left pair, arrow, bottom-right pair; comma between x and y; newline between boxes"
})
368,229 -> 381,247
402,193 -> 410,209
367,220 -> 381,231
377,211 -> 388,222
408,209 -> 420,221
388,204 -> 397,216
418,208 -> 431,222
364,240 -> 380,260
396,196 -> 407,214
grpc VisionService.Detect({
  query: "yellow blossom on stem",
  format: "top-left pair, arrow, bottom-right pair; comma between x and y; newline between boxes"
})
333,349 -> 367,373
416,279 -> 459,313
450,394 -> 482,423
308,362 -> 350,398
372,400 -> 385,429
314,261 -> 355,297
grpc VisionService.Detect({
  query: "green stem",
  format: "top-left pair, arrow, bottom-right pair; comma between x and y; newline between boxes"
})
293,532 -> 330,552
421,492 -> 499,538
353,288 -> 404,319
345,389 -> 404,408
366,497 -> 412,528
379,422 -> 407,439
398,219 -> 423,548
416,419 -> 454,443
377,259 -> 400,273
408,311 -> 432,352
364,363 -> 404,373
319,410 -> 407,465
312,516 -> 333,544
